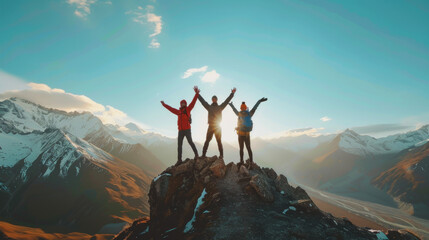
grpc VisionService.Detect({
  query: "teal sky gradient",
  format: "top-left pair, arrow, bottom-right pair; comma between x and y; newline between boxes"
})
1,0 -> 429,141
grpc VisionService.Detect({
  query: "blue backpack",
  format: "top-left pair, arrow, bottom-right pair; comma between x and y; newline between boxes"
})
238,111 -> 253,132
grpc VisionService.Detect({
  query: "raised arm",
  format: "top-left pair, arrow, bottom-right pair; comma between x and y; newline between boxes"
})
188,87 -> 200,111
161,101 -> 180,115
197,94 -> 210,110
229,102 -> 239,116
220,87 -> 236,109
250,97 -> 267,117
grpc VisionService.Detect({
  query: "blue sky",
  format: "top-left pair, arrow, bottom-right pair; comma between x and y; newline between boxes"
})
1,0 -> 429,142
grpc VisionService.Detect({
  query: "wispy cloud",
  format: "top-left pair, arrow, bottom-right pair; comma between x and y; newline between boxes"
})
0,80 -> 133,125
182,67 -> 220,83
126,5 -> 163,48
147,13 -> 162,37
320,116 -> 332,122
201,70 -> 220,83
67,0 -> 96,19
182,66 -> 208,79
149,38 -> 160,48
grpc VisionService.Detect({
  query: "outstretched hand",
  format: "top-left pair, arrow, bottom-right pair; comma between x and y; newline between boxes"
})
259,97 -> 268,102
194,86 -> 200,94
231,87 -> 237,94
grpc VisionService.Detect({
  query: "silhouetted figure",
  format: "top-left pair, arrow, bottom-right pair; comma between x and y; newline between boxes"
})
198,88 -> 236,158
229,98 -> 267,166
161,86 -> 200,165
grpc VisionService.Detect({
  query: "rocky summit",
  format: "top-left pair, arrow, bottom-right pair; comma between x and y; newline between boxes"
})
114,157 -> 420,240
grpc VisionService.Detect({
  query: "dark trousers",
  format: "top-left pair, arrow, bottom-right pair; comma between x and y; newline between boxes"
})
238,135 -> 253,163
202,125 -> 223,157
178,129 -> 198,162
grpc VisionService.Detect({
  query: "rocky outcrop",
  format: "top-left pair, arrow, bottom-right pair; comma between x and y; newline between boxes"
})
114,157 -> 420,240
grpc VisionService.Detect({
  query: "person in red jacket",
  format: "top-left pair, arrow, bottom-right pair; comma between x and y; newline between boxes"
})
161,86 -> 200,165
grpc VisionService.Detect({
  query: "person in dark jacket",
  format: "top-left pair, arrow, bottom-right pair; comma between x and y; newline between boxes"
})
229,97 -> 267,166
198,88 -> 236,158
161,86 -> 200,165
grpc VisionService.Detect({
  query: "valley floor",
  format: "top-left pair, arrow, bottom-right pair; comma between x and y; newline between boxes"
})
304,187 -> 429,240
0,221 -> 114,240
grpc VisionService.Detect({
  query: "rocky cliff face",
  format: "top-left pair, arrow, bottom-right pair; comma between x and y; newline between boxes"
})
114,157 -> 419,240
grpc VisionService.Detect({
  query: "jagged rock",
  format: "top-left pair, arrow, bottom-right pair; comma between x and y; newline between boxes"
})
115,157 -> 421,240
209,159 -> 226,178
275,174 -> 290,192
239,165 -> 249,176
262,167 -> 277,180
173,158 -> 195,175
249,174 -> 274,202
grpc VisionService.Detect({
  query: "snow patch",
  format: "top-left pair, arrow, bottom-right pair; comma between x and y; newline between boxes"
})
282,206 -> 296,214
140,226 -> 149,235
184,188 -> 207,233
154,173 -> 172,182
368,229 -> 388,240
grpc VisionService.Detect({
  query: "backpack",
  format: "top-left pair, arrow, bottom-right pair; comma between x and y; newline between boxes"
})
183,108 -> 192,124
237,111 -> 253,132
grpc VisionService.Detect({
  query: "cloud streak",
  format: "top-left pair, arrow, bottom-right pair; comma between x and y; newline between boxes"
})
182,66 -> 208,79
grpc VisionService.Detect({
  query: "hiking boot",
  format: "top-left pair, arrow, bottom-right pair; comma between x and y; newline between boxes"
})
201,154 -> 206,158
194,155 -> 199,160
175,160 -> 183,166
219,155 -> 224,159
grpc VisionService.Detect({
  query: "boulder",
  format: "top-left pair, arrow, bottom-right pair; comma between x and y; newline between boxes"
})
249,174 -> 274,202
209,159 -> 226,178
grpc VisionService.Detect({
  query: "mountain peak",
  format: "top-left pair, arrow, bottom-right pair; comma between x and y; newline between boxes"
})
125,122 -> 146,133
114,157 -> 417,240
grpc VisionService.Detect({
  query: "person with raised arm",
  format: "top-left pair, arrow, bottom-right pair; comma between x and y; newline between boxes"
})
229,97 -> 268,168
198,88 -> 236,158
161,86 -> 200,165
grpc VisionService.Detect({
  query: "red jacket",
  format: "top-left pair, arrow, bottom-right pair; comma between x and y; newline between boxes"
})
162,93 -> 199,131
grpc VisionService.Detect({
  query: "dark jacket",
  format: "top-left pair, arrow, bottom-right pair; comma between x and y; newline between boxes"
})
198,92 -> 234,126
162,93 -> 199,131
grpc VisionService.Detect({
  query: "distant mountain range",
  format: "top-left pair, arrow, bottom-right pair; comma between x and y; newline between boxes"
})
0,97 -> 428,236
261,126 -> 429,219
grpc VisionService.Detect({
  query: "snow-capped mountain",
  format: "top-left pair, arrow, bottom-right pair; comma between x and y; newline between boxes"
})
0,98 -> 165,176
0,98 -> 165,233
0,125 -> 152,233
0,127 -> 113,180
338,126 -> 429,156
105,122 -> 174,147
